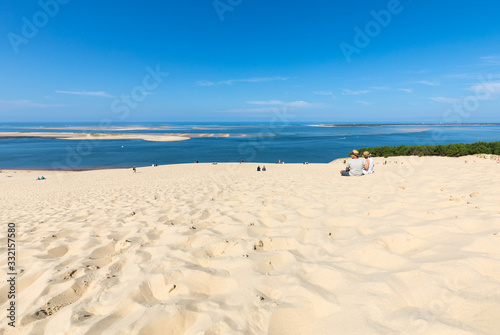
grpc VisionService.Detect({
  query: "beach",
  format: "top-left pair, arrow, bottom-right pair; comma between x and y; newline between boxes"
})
1,155 -> 500,334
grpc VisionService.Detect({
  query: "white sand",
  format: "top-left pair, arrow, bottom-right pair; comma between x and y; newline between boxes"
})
1,156 -> 500,334
0,132 -> 190,142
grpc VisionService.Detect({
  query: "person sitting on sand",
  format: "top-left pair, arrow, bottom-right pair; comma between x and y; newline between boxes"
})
362,151 -> 374,174
257,166 -> 261,171
340,150 -> 364,176
262,166 -> 266,171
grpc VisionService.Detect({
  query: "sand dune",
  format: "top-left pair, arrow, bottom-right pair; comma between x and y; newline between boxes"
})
1,155 -> 499,334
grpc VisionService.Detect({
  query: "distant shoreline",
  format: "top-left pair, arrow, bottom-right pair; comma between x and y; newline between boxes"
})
2,122 -> 500,130
307,123 -> 500,127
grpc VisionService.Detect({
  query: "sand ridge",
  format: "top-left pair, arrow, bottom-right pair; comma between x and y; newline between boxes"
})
1,156 -> 500,334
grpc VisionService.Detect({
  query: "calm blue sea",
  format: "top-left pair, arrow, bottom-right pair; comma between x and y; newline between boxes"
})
0,123 -> 499,169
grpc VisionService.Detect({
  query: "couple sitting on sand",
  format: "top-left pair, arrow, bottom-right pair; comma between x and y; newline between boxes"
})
340,150 -> 374,176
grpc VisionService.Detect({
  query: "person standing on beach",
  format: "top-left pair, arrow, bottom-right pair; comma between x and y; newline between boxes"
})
340,150 -> 363,176
133,166 -> 136,173
362,151 -> 374,174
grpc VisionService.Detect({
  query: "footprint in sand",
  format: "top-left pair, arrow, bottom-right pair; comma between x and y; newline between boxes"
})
90,243 -> 117,259
138,273 -> 178,301
47,245 -> 69,258
23,275 -> 93,325
60,269 -> 79,281
72,310 -> 94,322
375,233 -> 431,255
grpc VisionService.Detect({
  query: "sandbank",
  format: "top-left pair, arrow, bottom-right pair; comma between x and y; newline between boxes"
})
0,132 -> 190,142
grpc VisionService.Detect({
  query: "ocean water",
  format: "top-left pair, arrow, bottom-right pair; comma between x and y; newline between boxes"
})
0,123 -> 499,169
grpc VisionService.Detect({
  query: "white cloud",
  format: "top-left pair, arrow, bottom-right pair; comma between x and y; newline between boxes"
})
398,88 -> 413,93
355,101 -> 372,106
445,73 -> 477,79
196,80 -> 215,87
370,86 -> 390,90
342,89 -> 370,95
287,101 -> 316,108
479,56 -> 500,65
415,81 -> 439,86
313,91 -> 337,99
467,82 -> 500,100
429,97 -> 461,104
0,99 -> 68,110
197,76 -> 288,86
56,90 -> 115,98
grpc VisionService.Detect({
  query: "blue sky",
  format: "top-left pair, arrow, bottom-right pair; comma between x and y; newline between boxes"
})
1,0 -> 499,123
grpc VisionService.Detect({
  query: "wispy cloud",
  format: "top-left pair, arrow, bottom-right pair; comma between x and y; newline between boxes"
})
445,73 -> 479,79
355,101 -> 372,106
313,91 -> 337,99
429,97 -> 461,104
196,80 -> 216,87
196,76 -> 288,86
370,86 -> 390,90
467,82 -> 500,100
55,90 -> 115,98
479,56 -> 500,65
398,88 -> 413,93
415,80 -> 439,86
0,99 -> 69,110
446,73 -> 500,81
342,89 -> 370,95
